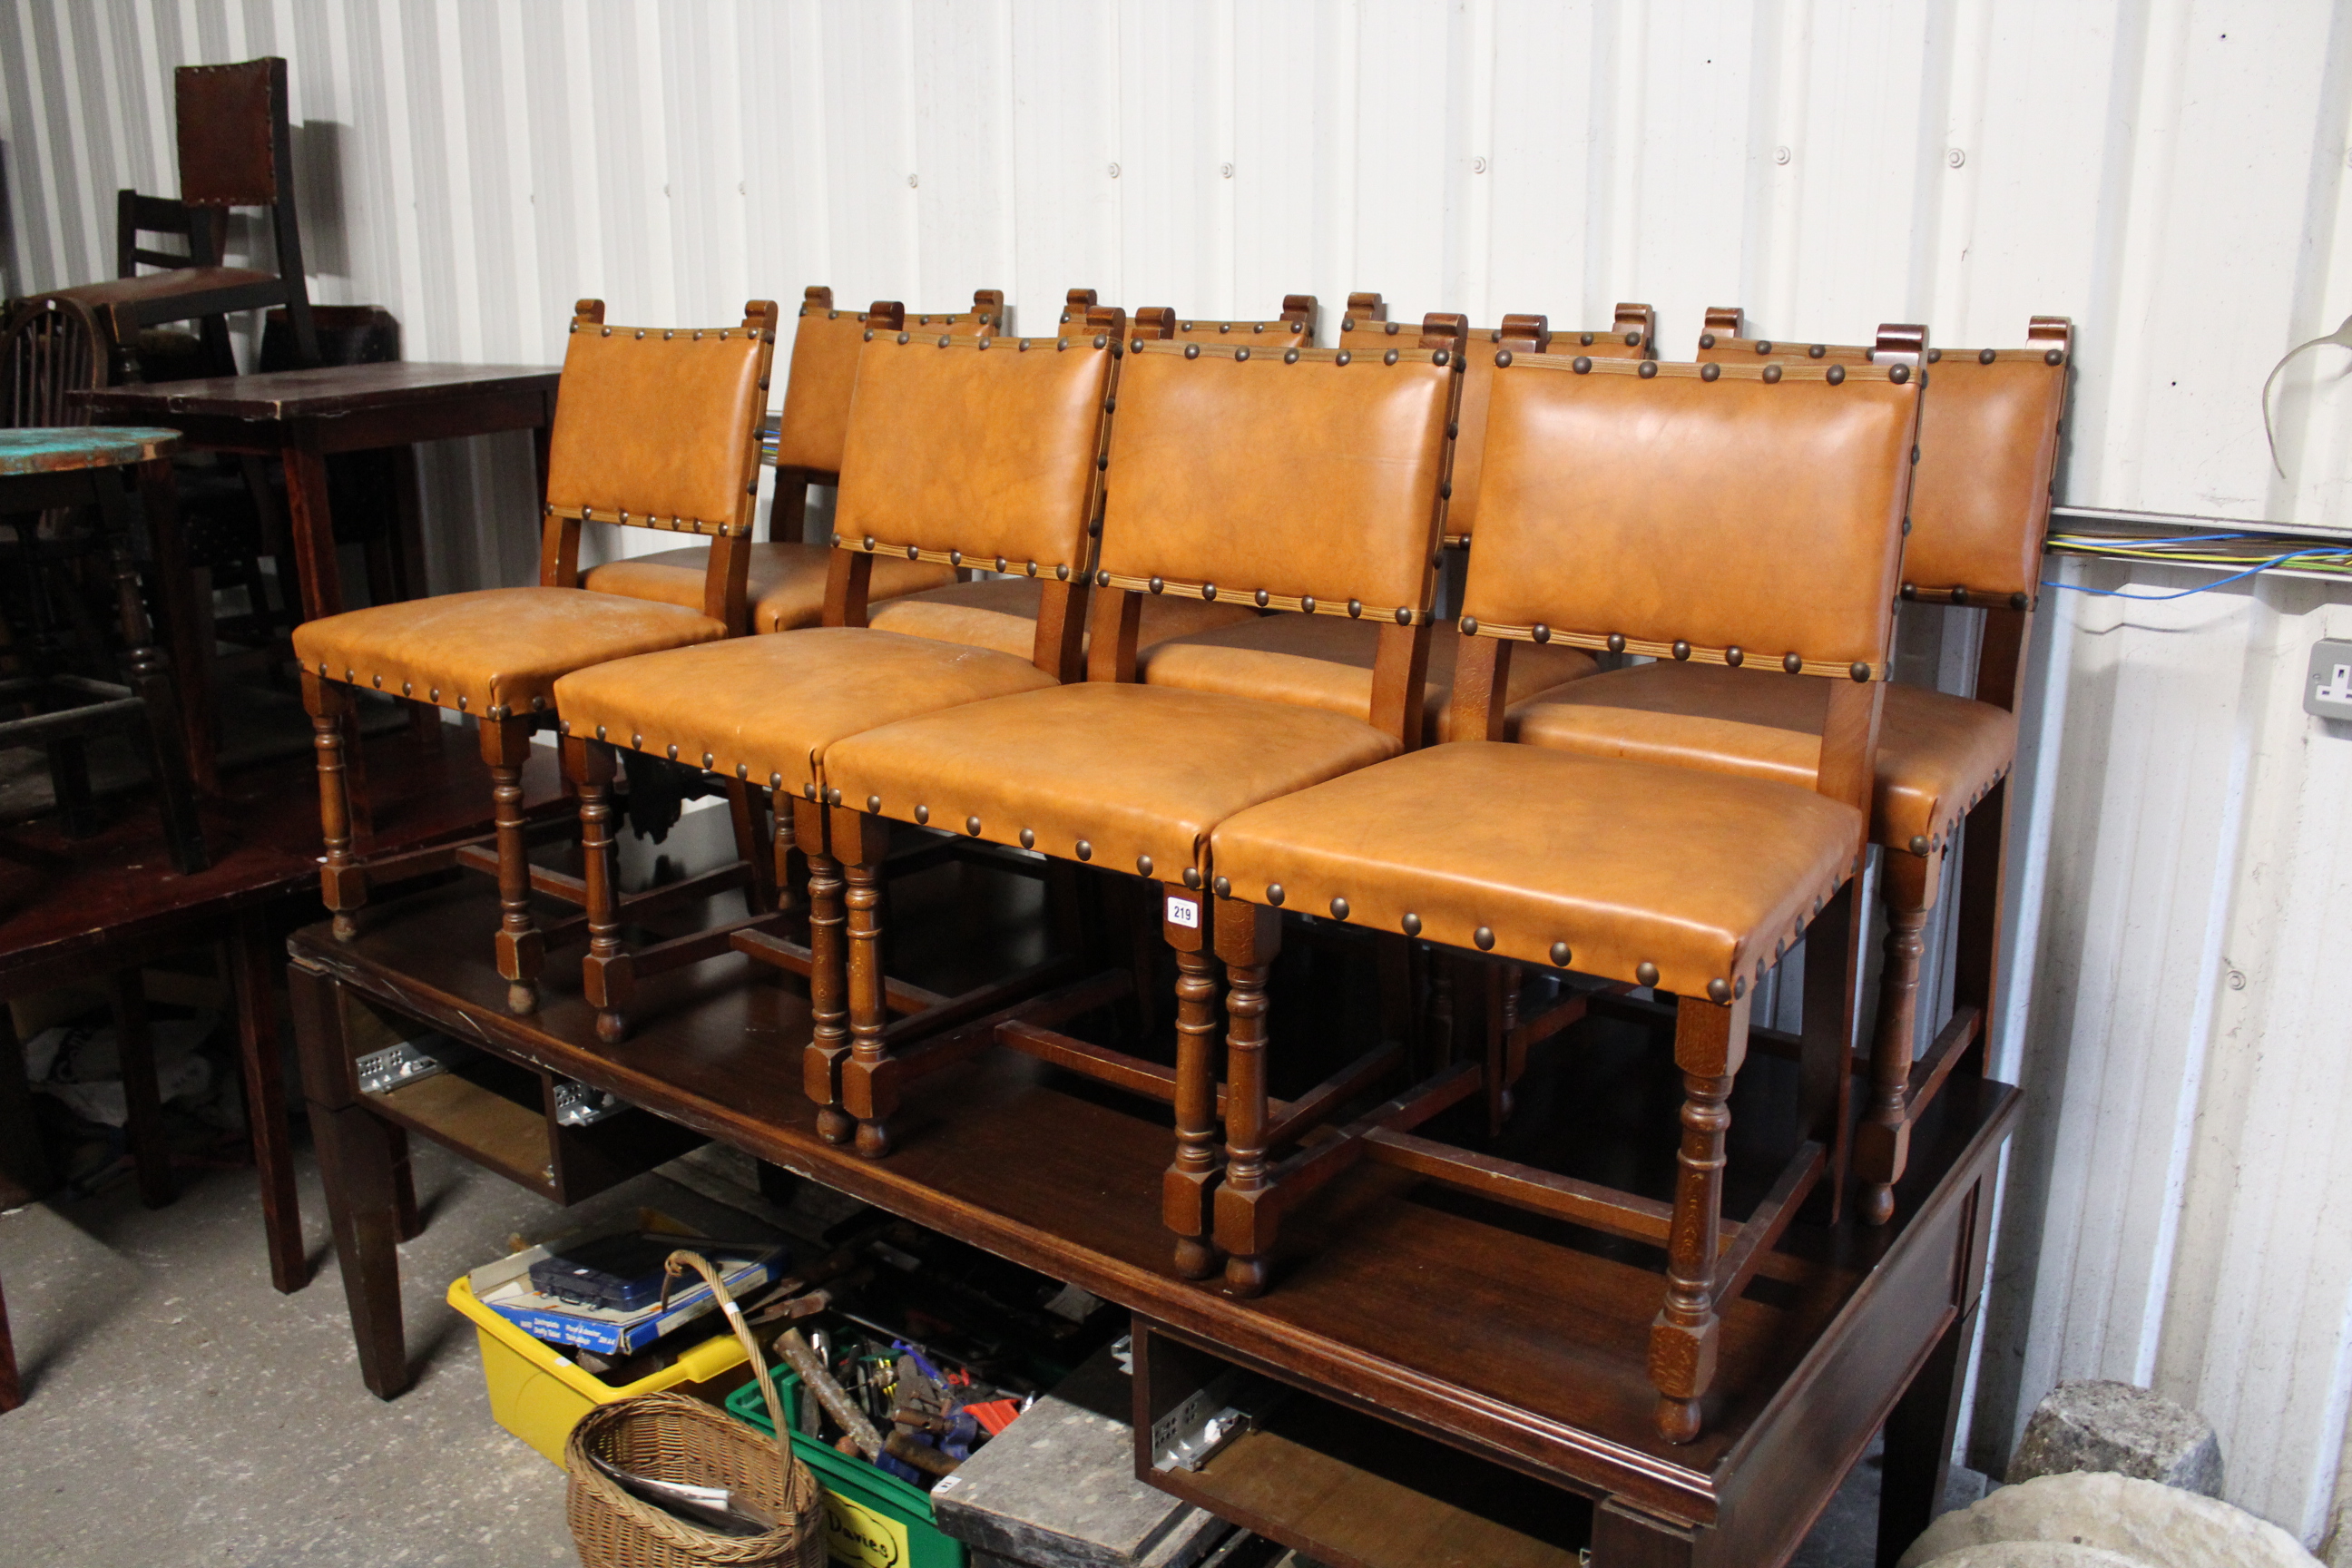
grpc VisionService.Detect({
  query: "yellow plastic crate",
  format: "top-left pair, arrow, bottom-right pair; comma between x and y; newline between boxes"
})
447,1273 -> 756,1466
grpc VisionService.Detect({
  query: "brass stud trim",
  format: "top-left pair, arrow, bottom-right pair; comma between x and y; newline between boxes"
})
1183,867 -> 1202,889
1093,572 -> 1417,625
1329,897 -> 1349,920
1473,620 -> 1885,680
1550,941 -> 1571,967
915,805 -> 930,825
1636,961 -> 1660,987
1473,926 -> 1494,951
1019,828 -> 1034,849
1214,876 -> 1231,897
1265,883 -> 1284,906
1136,854 -> 1153,877
966,816 -> 983,837
1402,913 -> 1422,936
1075,839 -> 1092,861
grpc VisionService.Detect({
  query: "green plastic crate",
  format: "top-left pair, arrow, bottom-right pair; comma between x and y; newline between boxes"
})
727,1367 -> 967,1568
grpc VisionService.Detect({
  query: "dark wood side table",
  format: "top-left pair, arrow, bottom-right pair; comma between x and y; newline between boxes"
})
0,730 -> 563,1297
289,873 -> 2017,1568
72,364 -> 562,790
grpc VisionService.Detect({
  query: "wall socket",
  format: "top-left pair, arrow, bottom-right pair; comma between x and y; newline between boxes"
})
2308,639 -> 2352,721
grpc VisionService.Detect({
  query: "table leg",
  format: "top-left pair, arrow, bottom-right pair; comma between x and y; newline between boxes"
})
230,911 -> 306,1293
135,456 -> 220,794
0,1272 -> 21,1413
281,429 -> 344,622
387,1122 -> 422,1241
1877,1305 -> 1975,1567
390,446 -> 440,750
106,970 -> 175,1210
0,1002 -> 54,1198
290,961 -> 408,1398
309,1097 -> 411,1398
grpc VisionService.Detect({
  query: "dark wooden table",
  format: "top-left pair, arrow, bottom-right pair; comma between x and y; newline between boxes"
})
289,866 -> 2016,1568
0,727 -> 561,1296
72,364 -> 562,789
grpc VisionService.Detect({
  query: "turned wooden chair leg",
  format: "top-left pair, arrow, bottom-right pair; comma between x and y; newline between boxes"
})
481,715 -> 542,1014
1651,992 -> 1749,1444
574,738 -> 633,1044
302,671 -> 366,941
799,799 -> 853,1145
1859,849 -> 1936,1225
832,809 -> 897,1159
1212,900 -> 1283,1297
1164,884 -> 1222,1280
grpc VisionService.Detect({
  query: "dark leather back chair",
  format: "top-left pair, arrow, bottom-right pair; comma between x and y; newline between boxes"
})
56,60 -> 319,375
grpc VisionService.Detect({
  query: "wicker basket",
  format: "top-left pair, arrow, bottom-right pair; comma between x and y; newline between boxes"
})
564,1252 -> 826,1568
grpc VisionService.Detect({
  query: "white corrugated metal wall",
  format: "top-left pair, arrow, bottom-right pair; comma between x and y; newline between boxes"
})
5,0 -> 2352,1550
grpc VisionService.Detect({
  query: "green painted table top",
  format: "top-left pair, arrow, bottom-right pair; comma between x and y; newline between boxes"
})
0,426 -> 181,478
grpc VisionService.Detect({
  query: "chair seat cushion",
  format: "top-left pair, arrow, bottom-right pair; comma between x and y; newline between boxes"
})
550,627 -> 1057,793
580,541 -> 954,632
824,684 -> 1403,882
289,585 -> 725,718
1136,614 -> 1599,742
53,267 -> 279,309
867,576 -> 1260,660
1210,743 -> 1863,995
1509,663 -> 2016,852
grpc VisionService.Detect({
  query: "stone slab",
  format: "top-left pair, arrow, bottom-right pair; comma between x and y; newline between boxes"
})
1898,1473 -> 2318,1568
934,1342 -> 1224,1568
2009,1380 -> 2223,1496
1917,1546 -> 2147,1568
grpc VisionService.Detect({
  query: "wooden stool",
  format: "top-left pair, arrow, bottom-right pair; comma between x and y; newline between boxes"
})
1203,338 -> 1924,1444
1507,310 -> 2072,1222
290,300 -> 778,1014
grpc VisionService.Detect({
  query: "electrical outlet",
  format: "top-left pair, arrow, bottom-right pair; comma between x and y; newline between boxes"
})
2307,639 -> 2352,721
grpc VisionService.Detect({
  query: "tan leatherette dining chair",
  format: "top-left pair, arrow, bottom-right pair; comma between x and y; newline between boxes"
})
1204,338 -> 1924,1445
550,304 -> 1131,1048
292,300 -> 779,1014
577,287 -> 999,632
816,323 -> 1465,1276
1504,309 -> 2073,1223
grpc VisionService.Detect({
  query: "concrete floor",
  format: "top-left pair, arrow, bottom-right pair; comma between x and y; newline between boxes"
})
0,1137 -> 1979,1568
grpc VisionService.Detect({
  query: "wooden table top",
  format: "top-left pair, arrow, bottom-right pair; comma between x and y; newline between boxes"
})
290,866 -> 2017,1524
72,362 -> 560,423
0,426 -> 179,477
0,730 -> 559,990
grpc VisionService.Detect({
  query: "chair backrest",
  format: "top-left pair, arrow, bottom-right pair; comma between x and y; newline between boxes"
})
1459,340 -> 1923,810
1,296 -> 108,428
1697,310 -> 2071,612
826,310 -> 1122,677
1086,320 -> 1462,743
1166,296 -> 1318,346
773,285 -> 1009,476
176,58 -> 292,208
541,299 -> 781,630
1339,302 -> 1655,543
115,192 -> 227,279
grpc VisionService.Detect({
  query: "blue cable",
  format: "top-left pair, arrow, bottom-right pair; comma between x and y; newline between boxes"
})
2041,549 -> 2337,601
